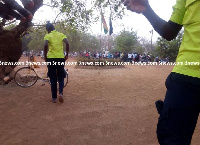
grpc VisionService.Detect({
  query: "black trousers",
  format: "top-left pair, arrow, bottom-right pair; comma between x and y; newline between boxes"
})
157,72 -> 200,145
47,58 -> 66,99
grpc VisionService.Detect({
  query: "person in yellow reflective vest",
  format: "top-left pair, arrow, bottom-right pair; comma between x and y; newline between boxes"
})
123,0 -> 200,144
44,22 -> 69,103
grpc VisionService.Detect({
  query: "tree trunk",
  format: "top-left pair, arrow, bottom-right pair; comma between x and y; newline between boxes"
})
0,30 -> 22,79
0,0 -> 43,83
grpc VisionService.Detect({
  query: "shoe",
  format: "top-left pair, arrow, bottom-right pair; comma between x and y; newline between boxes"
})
59,94 -> 64,103
52,98 -> 57,103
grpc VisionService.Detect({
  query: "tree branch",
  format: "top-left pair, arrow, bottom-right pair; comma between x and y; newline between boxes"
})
42,3 -> 57,8
11,0 -> 44,38
0,19 -> 6,33
53,12 -> 62,23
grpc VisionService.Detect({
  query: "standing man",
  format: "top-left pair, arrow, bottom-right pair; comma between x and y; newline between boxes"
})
124,0 -> 200,145
128,52 -> 132,63
44,22 -> 69,103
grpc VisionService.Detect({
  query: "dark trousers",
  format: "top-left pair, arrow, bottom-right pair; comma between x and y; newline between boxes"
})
47,58 -> 66,99
157,72 -> 200,145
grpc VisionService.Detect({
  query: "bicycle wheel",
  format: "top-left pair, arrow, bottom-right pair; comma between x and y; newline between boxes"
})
14,67 -> 38,88
63,69 -> 68,88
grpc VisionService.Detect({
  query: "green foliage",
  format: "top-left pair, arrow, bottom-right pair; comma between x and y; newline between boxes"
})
48,0 -> 97,31
26,23 -> 100,53
155,31 -> 183,61
4,23 -> 17,30
135,45 -> 144,54
28,27 -> 46,51
92,0 -> 125,19
78,32 -> 100,52
45,0 -> 126,31
21,34 -> 31,52
114,29 -> 138,53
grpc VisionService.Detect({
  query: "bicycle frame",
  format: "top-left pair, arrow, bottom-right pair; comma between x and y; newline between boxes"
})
14,64 -> 68,88
14,57 -> 68,88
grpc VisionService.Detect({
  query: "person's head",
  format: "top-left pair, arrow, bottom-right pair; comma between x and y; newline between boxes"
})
46,21 -> 55,33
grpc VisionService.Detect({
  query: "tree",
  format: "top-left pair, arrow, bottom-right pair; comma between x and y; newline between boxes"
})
96,34 -> 114,51
21,23 -> 100,53
21,34 -> 31,52
35,0 -> 126,33
49,0 -> 95,31
114,29 -> 138,53
92,0 -> 125,19
138,37 -> 152,53
155,30 -> 183,62
28,27 -> 46,51
0,0 -> 43,81
137,37 -> 157,60
134,45 -> 144,55
79,32 -> 100,52
0,0 -> 126,82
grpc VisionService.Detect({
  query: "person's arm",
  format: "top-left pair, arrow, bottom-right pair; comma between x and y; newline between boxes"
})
44,40 -> 48,62
124,0 -> 182,41
63,38 -> 69,60
142,6 -> 182,41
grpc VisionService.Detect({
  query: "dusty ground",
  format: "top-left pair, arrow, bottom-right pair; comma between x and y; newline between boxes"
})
0,56 -> 200,145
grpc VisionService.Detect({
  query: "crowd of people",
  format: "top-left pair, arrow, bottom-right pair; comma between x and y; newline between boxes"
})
79,51 -> 155,63
2,0 -> 199,144
23,50 -> 170,64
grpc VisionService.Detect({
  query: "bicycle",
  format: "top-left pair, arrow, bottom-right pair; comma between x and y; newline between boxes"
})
14,63 -> 68,88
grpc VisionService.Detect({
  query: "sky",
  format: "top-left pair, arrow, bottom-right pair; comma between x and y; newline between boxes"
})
17,0 -> 176,42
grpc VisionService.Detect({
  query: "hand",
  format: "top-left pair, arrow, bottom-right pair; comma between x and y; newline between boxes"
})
44,56 -> 47,62
123,0 -> 149,14
65,55 -> 68,61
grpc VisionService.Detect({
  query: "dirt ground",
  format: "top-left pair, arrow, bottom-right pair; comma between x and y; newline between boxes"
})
0,56 -> 200,145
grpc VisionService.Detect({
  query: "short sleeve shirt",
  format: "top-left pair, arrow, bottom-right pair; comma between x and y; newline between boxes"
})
44,30 -> 67,58
170,0 -> 200,78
